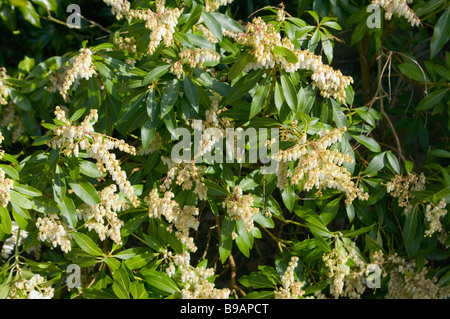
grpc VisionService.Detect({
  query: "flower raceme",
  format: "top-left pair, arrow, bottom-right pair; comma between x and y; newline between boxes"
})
77,184 -> 129,245
60,48 -> 96,102
233,17 -> 353,103
0,131 -> 13,208
103,0 -> 181,54
48,106 -> 139,207
273,124 -> 368,204
371,0 -> 421,27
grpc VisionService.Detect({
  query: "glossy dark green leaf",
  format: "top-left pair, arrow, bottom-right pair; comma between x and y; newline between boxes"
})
183,75 -> 199,112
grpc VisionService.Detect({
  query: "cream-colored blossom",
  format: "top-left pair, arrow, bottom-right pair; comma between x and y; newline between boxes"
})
386,254 -> 450,299
1,221 -> 28,259
77,184 -> 129,245
273,125 -> 368,204
235,17 -> 353,103
223,186 -> 259,231
144,189 -> 200,252
424,199 -> 447,237
386,172 -> 426,214
60,48 -> 96,101
274,256 -> 306,299
8,273 -> 54,299
36,214 -> 72,253
48,107 -> 139,207
371,0 -> 421,27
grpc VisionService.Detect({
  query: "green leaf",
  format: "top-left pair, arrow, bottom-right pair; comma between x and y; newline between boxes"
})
320,197 -> 340,225
57,196 -> 78,229
281,185 -> 296,212
228,52 -> 251,81
201,11 -> 223,42
403,206 -> 422,255
140,268 -> 179,294
295,207 -> 333,238
203,179 -> 229,196
272,46 -> 298,63
181,4 -> 202,33
352,135 -> 381,153
398,62 -> 427,82
320,31 -> 333,64
430,6 -> 450,59
71,232 -> 104,257
339,225 -> 374,238
122,213 -> 147,236
142,64 -> 171,86
307,10 -> 320,23
386,151 -> 400,174
235,233 -> 250,257
250,80 -> 270,119
69,108 -> 86,122
405,160 -> 414,174
363,152 -> 386,175
9,190 -> 33,209
18,1 -> 41,28
68,178 -> 100,206
113,263 -> 131,299
183,75 -> 199,112
331,99 -> 348,127
13,184 -> 42,197
8,89 -> 31,111
0,206 -> 12,234
161,79 -> 179,117
280,74 -> 297,112
416,89 -> 448,111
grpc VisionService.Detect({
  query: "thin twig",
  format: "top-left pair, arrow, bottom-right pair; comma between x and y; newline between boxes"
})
228,254 -> 246,297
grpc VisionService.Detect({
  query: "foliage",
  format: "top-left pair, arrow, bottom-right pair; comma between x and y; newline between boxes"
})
0,0 -> 449,299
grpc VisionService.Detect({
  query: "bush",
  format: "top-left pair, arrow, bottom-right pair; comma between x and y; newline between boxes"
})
0,0 -> 449,299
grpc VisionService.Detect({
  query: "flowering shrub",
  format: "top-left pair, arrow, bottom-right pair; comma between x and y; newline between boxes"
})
0,0 -> 449,300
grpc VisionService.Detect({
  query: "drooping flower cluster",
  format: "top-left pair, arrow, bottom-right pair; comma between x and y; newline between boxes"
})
196,24 -> 218,44
102,0 -> 131,19
386,172 -> 426,214
144,189 -> 200,251
424,199 -> 447,237
173,48 -> 221,78
161,156 -> 209,201
104,0 -> 181,55
49,107 -> 139,207
0,132 -> 13,208
273,125 -> 368,204
7,273 -> 54,299
0,67 -> 10,105
274,256 -> 306,299
385,254 -> 450,299
204,0 -> 234,13
371,0 -> 421,27
60,48 -> 96,101
234,17 -> 353,103
113,34 -> 138,55
223,186 -> 259,231
323,243 -> 384,299
165,251 -> 231,298
77,184 -> 129,245
1,221 -> 28,259
36,214 -> 72,253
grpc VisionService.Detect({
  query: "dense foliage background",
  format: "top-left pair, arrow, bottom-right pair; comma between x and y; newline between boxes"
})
0,0 -> 448,299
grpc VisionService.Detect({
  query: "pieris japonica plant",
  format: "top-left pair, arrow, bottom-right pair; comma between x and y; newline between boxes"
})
0,0 -> 448,300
